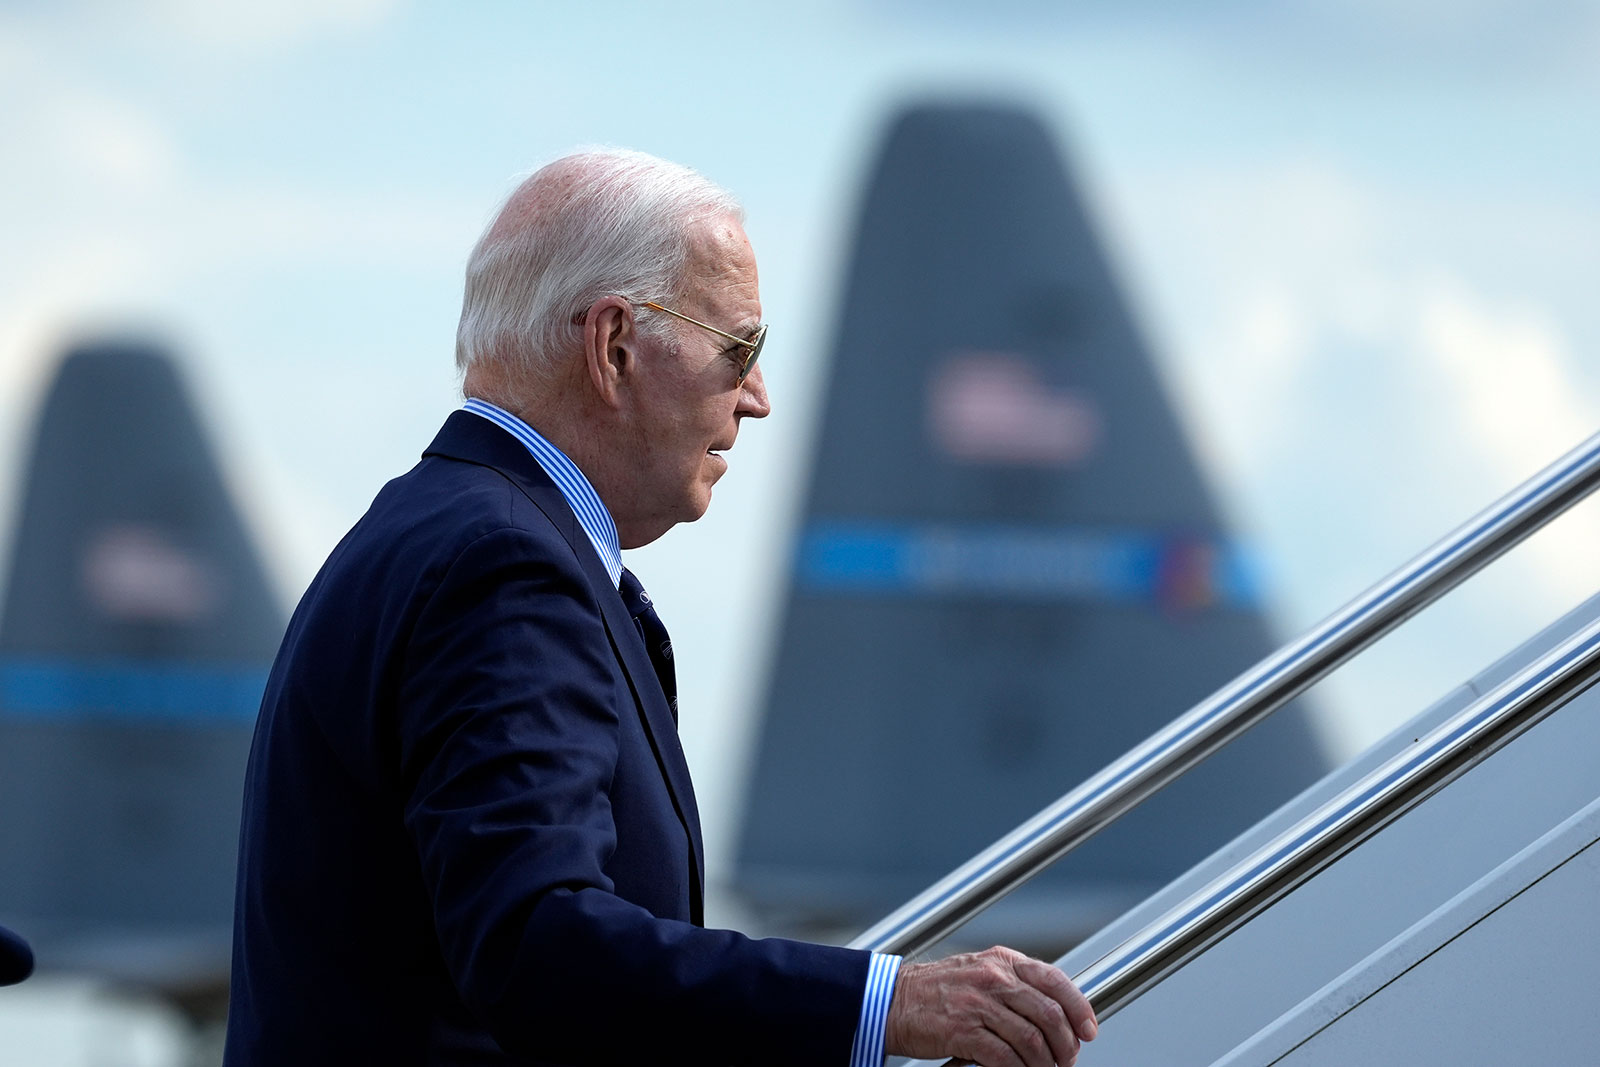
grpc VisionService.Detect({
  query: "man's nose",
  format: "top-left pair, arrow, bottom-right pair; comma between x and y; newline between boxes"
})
737,363 -> 771,419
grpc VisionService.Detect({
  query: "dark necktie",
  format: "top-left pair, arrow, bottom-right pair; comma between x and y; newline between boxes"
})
619,568 -> 678,725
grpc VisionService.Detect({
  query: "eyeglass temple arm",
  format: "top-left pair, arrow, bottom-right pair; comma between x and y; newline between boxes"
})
641,302 -> 759,349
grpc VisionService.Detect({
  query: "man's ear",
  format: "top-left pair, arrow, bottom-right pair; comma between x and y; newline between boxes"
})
580,296 -> 636,409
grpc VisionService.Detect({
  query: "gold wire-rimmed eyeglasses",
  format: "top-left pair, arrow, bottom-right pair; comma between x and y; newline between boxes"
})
572,300 -> 768,384
640,301 -> 767,385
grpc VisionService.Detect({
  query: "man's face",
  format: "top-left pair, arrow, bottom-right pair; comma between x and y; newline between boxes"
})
620,215 -> 770,545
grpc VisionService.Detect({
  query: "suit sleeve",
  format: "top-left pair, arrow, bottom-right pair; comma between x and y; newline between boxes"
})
396,525 -> 870,1066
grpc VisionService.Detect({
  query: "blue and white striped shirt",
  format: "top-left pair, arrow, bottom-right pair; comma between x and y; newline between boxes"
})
462,399 -> 902,1065
464,397 -> 623,588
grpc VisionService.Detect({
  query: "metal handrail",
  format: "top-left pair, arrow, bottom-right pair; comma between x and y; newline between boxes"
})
853,430 -> 1600,957
1071,611 -> 1600,1020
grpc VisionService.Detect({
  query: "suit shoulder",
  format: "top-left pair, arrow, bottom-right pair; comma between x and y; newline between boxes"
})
297,454 -> 589,618
362,455 -> 566,555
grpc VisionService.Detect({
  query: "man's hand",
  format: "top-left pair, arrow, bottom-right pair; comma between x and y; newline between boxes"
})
884,946 -> 1098,1067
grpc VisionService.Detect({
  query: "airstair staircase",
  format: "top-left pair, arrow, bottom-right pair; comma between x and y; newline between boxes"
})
864,431 -> 1600,1066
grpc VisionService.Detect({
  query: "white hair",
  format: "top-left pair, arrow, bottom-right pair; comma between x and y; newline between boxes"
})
455,148 -> 744,388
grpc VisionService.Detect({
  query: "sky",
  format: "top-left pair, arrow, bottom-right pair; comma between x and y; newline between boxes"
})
2,0 -> 1598,887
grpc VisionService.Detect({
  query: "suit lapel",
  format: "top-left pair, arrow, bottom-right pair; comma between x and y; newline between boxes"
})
593,582 -> 707,923
423,412 -> 706,919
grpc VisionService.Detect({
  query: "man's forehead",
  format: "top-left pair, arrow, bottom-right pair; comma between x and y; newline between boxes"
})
685,215 -> 754,266
682,216 -> 760,317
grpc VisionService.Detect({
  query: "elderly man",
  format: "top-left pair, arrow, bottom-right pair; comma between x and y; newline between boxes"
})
225,149 -> 1096,1066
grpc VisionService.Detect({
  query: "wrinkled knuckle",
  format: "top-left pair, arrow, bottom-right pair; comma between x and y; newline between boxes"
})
970,1032 -> 1007,1064
1019,1027 -> 1047,1057
1038,965 -> 1071,993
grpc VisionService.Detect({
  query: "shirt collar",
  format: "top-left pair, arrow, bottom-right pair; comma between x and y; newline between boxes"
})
460,398 -> 623,588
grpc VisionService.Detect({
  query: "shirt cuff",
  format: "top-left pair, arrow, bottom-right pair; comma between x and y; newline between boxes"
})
849,952 -> 902,1067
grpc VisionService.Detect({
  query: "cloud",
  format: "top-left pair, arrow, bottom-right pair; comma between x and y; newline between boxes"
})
870,0 -> 1600,84
142,0 -> 402,52
1124,155 -> 1392,489
46,91 -> 181,192
1417,279 -> 1593,470
1115,146 -> 1600,757
0,37 -> 470,326
1415,278 -> 1600,608
1128,149 -> 1597,499
182,185 -> 476,268
0,19 -> 180,197
1292,0 -> 1600,80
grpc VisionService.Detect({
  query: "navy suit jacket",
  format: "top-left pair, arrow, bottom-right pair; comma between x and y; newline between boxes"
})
225,412 -> 869,1066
